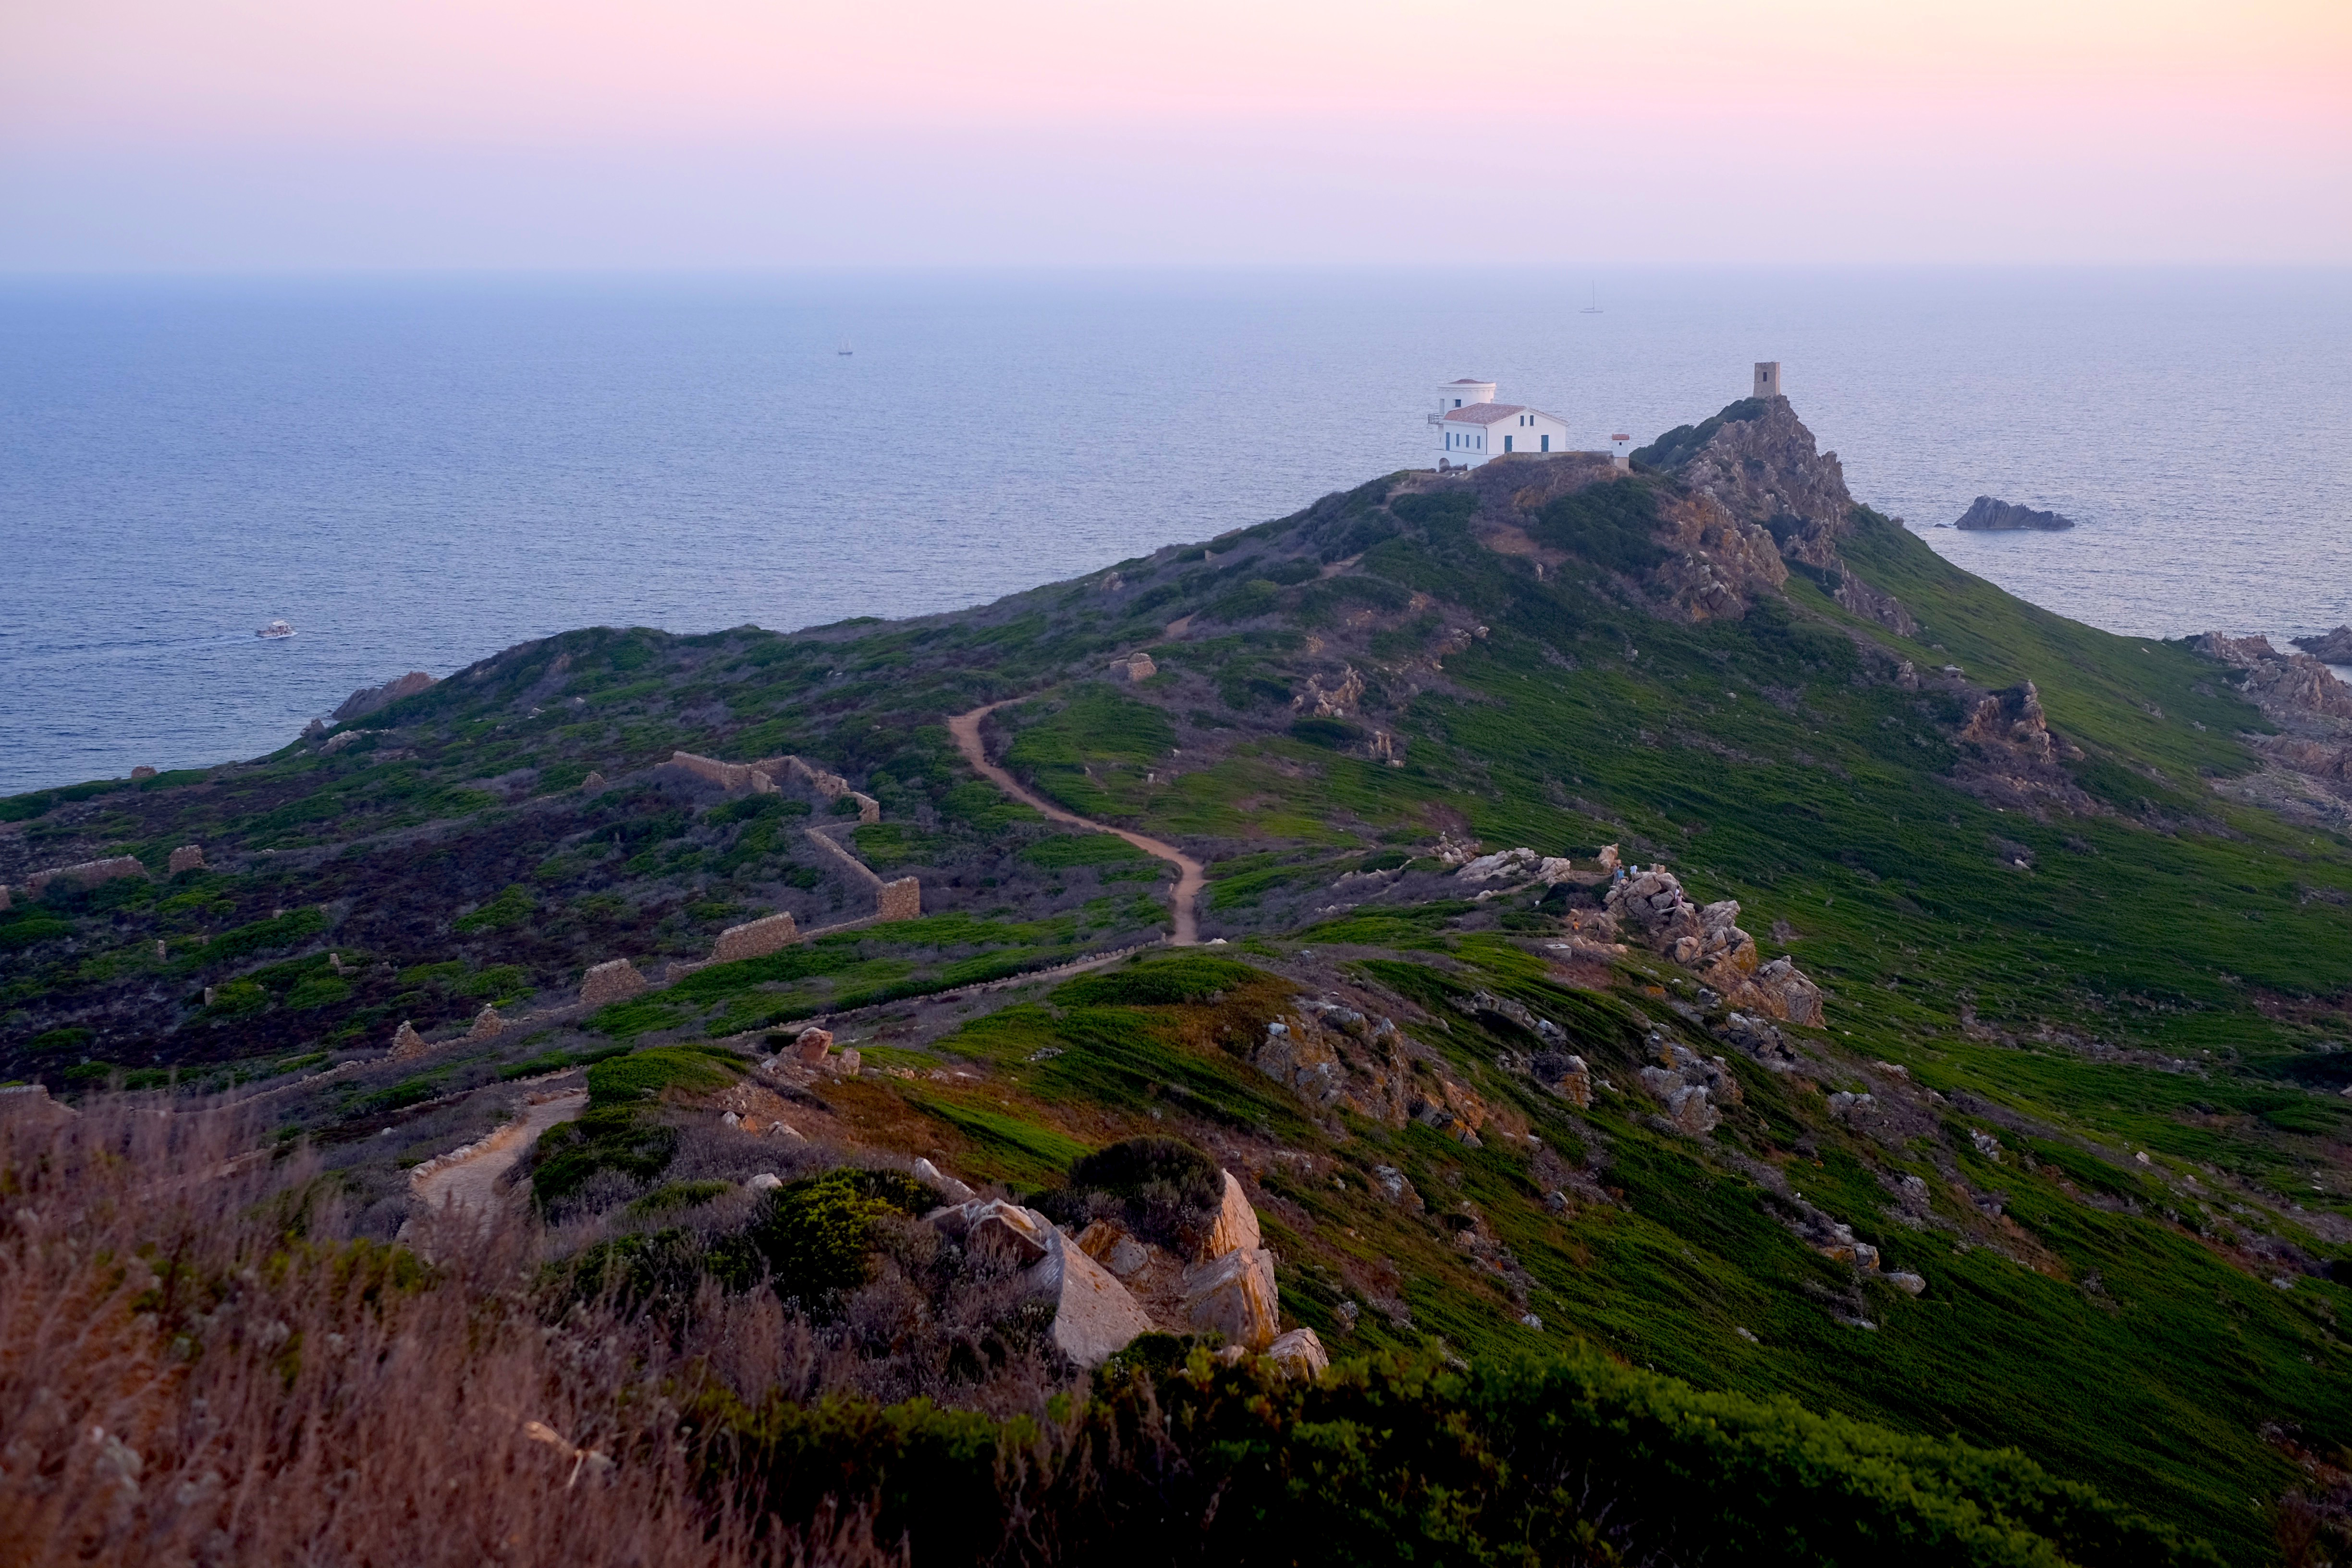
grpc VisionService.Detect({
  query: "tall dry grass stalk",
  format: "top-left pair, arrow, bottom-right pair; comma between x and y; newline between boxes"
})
0,1097 -> 893,1568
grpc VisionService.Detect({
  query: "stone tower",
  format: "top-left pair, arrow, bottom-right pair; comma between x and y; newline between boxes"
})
1752,362 -> 1782,399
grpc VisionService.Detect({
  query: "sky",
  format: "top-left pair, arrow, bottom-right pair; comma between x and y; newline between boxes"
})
2,0 -> 2348,270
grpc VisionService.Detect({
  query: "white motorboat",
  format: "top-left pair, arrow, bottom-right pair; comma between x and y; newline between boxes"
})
257,619 -> 295,639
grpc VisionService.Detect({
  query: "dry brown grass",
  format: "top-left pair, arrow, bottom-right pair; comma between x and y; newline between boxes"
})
0,1097 -> 898,1568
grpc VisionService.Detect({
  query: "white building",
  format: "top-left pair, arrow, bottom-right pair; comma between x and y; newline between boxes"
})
1432,378 -> 1572,469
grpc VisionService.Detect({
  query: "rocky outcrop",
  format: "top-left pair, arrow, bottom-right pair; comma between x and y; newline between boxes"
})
791,1027 -> 833,1067
1639,1041 -> 1742,1136
913,1157 -> 975,1205
1832,570 -> 1921,637
1253,1004 -> 1413,1126
2293,626 -> 2352,663
1454,848 -> 1574,886
1653,491 -> 1790,621
2193,635 -> 2352,723
1955,496 -> 2074,531
1076,1220 -> 1150,1278
1292,666 -> 1365,718
1959,682 -> 2084,764
579,959 -> 648,1008
1641,397 -> 1857,568
1203,1170 -> 1262,1258
1605,869 -> 1823,1025
333,671 -> 435,722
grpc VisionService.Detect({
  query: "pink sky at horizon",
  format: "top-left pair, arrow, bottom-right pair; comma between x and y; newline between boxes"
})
3,0 -> 2347,269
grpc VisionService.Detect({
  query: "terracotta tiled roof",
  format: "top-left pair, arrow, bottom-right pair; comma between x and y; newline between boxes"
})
1444,402 -> 1567,426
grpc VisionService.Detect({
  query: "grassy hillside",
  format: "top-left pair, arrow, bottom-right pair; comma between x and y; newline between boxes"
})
4,401 -> 2349,1561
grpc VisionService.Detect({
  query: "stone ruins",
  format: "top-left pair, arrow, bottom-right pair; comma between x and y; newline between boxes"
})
168,845 -> 207,874
388,1021 -> 429,1060
579,958 -> 649,1008
712,912 -> 799,963
26,856 -> 147,899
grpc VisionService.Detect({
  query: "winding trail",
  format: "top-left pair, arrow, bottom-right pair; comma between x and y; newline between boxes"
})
411,1089 -> 588,1219
949,702 -> 1204,946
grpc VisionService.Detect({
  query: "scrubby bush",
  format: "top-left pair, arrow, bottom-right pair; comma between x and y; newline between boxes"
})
1051,953 -> 1258,1008
1036,1135 -> 1224,1254
709,1167 -> 940,1310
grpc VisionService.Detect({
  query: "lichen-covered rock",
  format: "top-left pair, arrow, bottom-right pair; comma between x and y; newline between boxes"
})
1268,1327 -> 1329,1379
1182,1245 -> 1279,1350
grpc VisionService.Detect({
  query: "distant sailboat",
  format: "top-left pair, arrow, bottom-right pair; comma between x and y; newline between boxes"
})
836,335 -> 854,355
1580,283 -> 1602,315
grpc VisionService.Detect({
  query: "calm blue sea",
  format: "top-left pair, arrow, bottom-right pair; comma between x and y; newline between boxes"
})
2,268 -> 2347,796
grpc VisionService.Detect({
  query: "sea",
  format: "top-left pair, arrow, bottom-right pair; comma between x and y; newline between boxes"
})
2,268 -> 2348,796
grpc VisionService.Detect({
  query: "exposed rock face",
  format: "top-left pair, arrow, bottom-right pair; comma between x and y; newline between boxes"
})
167,845 -> 206,875
579,959 -> 648,1008
1028,1226 -> 1156,1366
1182,1245 -> 1280,1351
1293,665 -> 1365,718
1955,496 -> 2074,531
1604,867 -> 1824,1025
1832,569 -> 1921,637
713,912 -> 799,963
333,671 -> 436,722
2293,626 -> 2352,663
318,728 -> 379,755
28,857 -> 147,899
131,766 -> 157,781
1653,491 -> 1790,621
1643,397 -> 1857,568
1268,1327 -> 1329,1379
388,1020 -> 429,1060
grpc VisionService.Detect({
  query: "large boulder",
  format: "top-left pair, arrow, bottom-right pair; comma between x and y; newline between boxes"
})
1027,1226 -> 1156,1367
1076,1220 -> 1150,1278
1752,957 -> 1825,1026
1202,1169 -> 1262,1259
1267,1327 -> 1329,1379
1182,1246 -> 1280,1350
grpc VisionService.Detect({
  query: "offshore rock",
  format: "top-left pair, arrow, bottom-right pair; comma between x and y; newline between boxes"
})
2292,625 -> 2352,663
1956,496 -> 2074,531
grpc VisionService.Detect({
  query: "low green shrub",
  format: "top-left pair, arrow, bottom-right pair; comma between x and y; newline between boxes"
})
585,1045 -> 743,1107
453,884 -> 534,934
707,1167 -> 940,1310
1051,953 -> 1260,1008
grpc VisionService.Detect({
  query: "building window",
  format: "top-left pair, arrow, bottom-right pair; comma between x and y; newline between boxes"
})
1541,434 -> 1550,452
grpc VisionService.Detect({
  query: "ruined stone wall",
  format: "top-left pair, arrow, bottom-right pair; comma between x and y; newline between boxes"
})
167,845 -> 207,874
668,751 -> 778,793
713,911 -> 799,962
876,877 -> 921,922
27,856 -> 147,899
579,958 -> 649,1008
